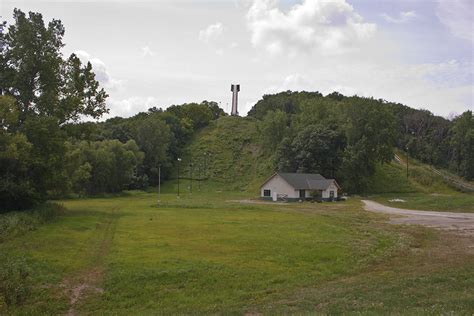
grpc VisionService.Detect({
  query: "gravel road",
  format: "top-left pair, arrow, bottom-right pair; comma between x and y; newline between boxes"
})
362,200 -> 474,236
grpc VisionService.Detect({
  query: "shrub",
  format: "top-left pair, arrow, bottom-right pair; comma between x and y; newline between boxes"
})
0,257 -> 31,307
0,203 -> 62,242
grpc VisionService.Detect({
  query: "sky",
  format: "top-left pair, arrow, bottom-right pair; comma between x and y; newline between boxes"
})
1,0 -> 473,118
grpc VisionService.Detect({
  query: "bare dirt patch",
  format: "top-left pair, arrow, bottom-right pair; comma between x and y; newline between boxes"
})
62,210 -> 118,315
362,200 -> 474,236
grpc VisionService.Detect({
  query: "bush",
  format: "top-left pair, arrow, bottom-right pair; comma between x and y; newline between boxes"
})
0,203 -> 62,242
0,257 -> 31,307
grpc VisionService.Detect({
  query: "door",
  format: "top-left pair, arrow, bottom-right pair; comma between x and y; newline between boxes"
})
299,189 -> 305,199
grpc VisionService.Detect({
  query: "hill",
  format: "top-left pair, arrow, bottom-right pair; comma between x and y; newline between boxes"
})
180,116 -> 469,196
180,116 -> 273,193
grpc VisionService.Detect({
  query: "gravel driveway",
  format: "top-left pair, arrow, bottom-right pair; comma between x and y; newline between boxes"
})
362,200 -> 474,236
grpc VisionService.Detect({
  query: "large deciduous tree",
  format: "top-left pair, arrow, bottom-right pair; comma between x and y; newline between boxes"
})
340,100 -> 397,192
0,9 -> 108,125
277,124 -> 345,178
0,9 -> 109,210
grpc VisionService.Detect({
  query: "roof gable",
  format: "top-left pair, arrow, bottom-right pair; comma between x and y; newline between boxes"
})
261,172 -> 340,190
278,173 -> 325,189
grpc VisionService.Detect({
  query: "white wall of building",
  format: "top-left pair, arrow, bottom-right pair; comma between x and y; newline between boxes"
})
261,175 -> 339,200
322,182 -> 338,199
260,174 -> 300,199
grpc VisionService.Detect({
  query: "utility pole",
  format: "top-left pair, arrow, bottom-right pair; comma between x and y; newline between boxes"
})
177,158 -> 181,197
158,165 -> 161,204
198,163 -> 201,191
189,163 -> 193,193
406,146 -> 409,178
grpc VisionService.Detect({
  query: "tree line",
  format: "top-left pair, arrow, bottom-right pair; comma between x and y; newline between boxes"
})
0,9 -> 225,211
251,91 -> 473,193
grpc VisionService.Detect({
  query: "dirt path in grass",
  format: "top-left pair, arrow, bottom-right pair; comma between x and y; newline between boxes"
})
62,209 -> 119,316
362,200 -> 474,236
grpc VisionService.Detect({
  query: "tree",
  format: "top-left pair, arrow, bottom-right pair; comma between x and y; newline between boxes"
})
259,110 -> 289,151
132,117 -> 171,184
0,19 -> 6,95
0,130 -> 36,211
344,99 -> 396,164
201,100 -> 226,120
66,140 -> 144,195
277,124 -> 345,178
449,111 -> 473,180
0,9 -> 109,210
0,9 -> 108,125
340,100 -> 397,192
0,96 -> 19,130
166,102 -> 213,130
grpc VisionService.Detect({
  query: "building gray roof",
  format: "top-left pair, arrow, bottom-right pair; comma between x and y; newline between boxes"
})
307,179 -> 335,190
276,172 -> 338,190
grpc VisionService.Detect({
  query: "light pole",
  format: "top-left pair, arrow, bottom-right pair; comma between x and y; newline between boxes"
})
189,163 -> 193,193
406,146 -> 409,178
406,131 -> 414,178
177,158 -> 181,197
198,163 -> 201,191
158,165 -> 161,204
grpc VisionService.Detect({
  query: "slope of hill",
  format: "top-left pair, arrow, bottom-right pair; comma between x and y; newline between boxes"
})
181,116 -> 273,193
181,116 -> 469,196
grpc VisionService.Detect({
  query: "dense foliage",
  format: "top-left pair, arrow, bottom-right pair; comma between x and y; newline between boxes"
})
250,91 -> 472,192
0,9 -> 225,211
0,9 -> 108,210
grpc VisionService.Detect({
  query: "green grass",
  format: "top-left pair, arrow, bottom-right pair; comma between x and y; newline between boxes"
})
369,192 -> 474,213
363,150 -> 474,213
182,116 -> 273,193
1,187 -> 474,314
362,151 -> 474,213
366,162 -> 418,194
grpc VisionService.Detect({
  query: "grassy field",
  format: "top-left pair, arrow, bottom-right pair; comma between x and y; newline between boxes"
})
363,150 -> 474,213
1,185 -> 474,314
369,192 -> 474,213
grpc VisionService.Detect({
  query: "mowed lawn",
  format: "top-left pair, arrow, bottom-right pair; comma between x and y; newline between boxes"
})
1,189 -> 474,314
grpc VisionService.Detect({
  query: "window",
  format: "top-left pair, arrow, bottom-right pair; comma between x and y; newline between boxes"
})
299,189 -> 305,198
330,191 -> 334,198
263,189 -> 271,197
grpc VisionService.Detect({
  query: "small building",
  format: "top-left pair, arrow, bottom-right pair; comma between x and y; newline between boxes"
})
260,172 -> 340,202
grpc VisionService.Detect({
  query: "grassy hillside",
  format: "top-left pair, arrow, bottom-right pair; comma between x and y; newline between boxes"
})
181,116 -> 273,193
181,116 -> 472,198
367,150 -> 474,212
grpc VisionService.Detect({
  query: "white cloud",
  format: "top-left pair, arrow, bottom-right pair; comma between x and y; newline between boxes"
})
106,96 -> 160,118
263,58 -> 473,117
265,73 -> 314,93
246,0 -> 376,55
381,11 -> 417,24
198,22 -> 224,43
436,0 -> 474,43
141,45 -> 155,57
74,50 -> 122,91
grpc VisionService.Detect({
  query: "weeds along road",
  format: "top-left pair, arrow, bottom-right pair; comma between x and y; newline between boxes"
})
362,200 -> 474,236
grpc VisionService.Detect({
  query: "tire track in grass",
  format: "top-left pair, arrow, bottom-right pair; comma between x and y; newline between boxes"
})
62,208 -> 119,316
